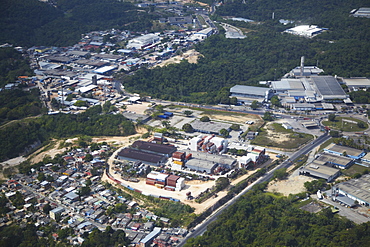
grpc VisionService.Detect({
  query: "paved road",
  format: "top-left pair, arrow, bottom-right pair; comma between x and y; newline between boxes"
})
178,132 -> 331,246
318,195 -> 370,224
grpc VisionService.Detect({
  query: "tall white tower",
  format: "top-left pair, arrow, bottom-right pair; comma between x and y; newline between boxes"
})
300,56 -> 305,76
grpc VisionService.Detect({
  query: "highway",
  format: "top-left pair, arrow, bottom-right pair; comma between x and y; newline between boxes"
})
179,132 -> 331,246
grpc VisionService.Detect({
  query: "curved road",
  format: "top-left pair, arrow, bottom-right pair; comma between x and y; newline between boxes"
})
179,132 -> 331,246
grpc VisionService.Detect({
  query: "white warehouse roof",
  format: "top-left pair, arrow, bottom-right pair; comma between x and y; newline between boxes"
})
284,25 -> 327,37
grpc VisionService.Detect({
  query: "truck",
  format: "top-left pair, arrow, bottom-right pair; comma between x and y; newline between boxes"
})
158,115 -> 169,119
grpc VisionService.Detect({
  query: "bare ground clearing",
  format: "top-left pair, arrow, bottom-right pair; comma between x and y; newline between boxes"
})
155,50 -> 202,68
267,171 -> 314,196
264,122 -> 292,144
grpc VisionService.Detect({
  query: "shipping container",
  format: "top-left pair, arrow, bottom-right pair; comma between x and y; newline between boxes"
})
134,189 -> 142,193
185,153 -> 192,160
155,184 -> 164,189
156,181 -> 166,186
163,111 -> 173,116
146,180 -> 156,185
173,160 -> 184,166
158,115 -> 169,119
164,186 -> 175,191
172,151 -> 185,160
159,196 -> 170,200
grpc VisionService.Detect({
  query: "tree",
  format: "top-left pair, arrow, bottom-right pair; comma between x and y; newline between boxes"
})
304,179 -> 326,193
230,97 -> 238,105
328,113 -> 336,122
273,168 -> 288,180
183,110 -> 193,117
270,95 -> 281,107
161,120 -> 170,129
200,116 -> 210,122
103,101 -> 112,113
219,128 -> 229,137
262,111 -> 274,121
329,130 -> 341,137
84,153 -> 94,162
357,122 -> 365,128
230,124 -> 240,131
215,177 -> 230,191
250,100 -> 259,110
74,100 -> 88,107
182,123 -> 193,133
78,186 -> 91,197
43,204 -> 52,214
37,172 -> 45,181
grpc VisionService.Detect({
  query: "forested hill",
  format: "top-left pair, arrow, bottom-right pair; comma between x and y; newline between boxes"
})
0,105 -> 136,161
185,189 -> 370,246
121,0 -> 370,104
0,0 -> 154,47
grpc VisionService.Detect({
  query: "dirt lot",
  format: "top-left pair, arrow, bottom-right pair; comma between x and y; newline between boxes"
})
125,102 -> 152,115
155,49 -> 202,68
202,112 -> 262,125
266,168 -> 314,196
263,122 -> 291,144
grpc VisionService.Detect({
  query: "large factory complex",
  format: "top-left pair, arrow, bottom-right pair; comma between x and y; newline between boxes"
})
230,57 -> 351,109
115,136 -> 266,185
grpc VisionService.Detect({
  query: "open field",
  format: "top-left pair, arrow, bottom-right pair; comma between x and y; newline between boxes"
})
342,164 -> 370,177
252,122 -> 314,150
267,168 -> 314,196
322,117 -> 368,132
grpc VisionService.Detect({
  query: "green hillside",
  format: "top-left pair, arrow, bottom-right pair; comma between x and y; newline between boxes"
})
0,0 -> 154,47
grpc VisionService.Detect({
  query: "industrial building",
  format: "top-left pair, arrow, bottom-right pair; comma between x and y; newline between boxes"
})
342,77 -> 370,90
324,143 -> 366,159
271,76 -> 348,104
188,134 -> 228,154
127,34 -> 160,50
190,120 -> 232,135
92,65 -> 118,75
185,151 -> 236,174
315,153 -> 354,169
284,25 -> 327,37
299,160 -> 341,182
50,207 -> 65,221
238,147 -> 266,168
116,148 -> 167,166
131,141 -> 177,157
332,174 -> 370,207
189,28 -> 213,41
139,227 -> 161,247
168,16 -> 193,25
360,153 -> 370,167
310,76 -> 348,101
352,7 -> 370,18
230,85 -> 273,104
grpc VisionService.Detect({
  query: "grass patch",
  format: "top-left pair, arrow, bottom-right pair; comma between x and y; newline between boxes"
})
293,197 -> 313,209
342,164 -> 369,177
265,192 -> 285,199
322,117 -> 368,132
251,123 -> 314,149
318,138 -> 336,153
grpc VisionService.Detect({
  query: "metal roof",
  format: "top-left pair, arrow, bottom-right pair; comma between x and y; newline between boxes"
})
310,76 -> 347,98
335,174 -> 370,204
230,85 -> 271,96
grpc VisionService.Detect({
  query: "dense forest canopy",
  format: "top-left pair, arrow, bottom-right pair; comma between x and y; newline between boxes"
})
0,0 -> 155,47
121,0 -> 370,103
185,190 -> 370,246
0,88 -> 46,124
0,48 -> 33,87
0,105 -> 136,161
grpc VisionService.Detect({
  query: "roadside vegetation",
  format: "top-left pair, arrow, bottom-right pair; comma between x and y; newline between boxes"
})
185,188 -> 370,246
